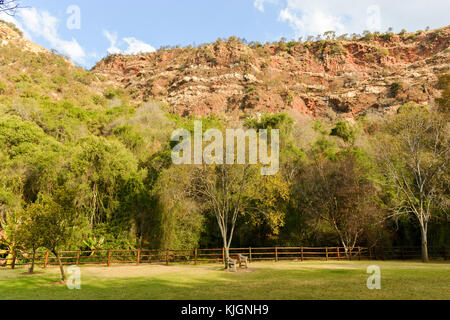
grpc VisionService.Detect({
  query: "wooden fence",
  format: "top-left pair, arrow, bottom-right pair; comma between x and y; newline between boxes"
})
0,246 -> 448,269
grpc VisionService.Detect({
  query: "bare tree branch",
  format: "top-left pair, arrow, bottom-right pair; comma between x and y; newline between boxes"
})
0,0 -> 26,16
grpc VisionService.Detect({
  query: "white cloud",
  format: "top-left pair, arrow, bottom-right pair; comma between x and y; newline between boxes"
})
103,30 -> 155,55
16,8 -> 86,64
254,0 -> 280,12
123,37 -> 156,55
279,6 -> 344,38
103,30 -> 121,54
267,0 -> 450,39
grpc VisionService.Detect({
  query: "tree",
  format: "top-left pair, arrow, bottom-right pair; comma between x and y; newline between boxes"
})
243,171 -> 291,242
0,0 -> 24,16
297,153 -> 383,254
63,136 -> 140,228
37,195 -> 76,281
190,164 -> 251,269
376,106 -> 449,262
0,188 -> 22,268
16,205 -> 44,274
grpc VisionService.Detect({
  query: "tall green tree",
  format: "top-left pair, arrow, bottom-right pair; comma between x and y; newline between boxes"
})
376,106 -> 449,262
190,164 -> 252,269
16,205 -> 45,274
296,153 -> 384,253
36,195 -> 77,281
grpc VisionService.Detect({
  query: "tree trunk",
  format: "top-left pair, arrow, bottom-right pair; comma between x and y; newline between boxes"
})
52,250 -> 66,281
420,223 -> 429,263
224,245 -> 230,270
340,239 -> 349,258
28,249 -> 36,274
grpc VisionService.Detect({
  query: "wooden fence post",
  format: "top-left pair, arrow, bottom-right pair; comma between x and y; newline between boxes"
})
107,250 -> 111,267
13,245 -> 435,269
44,251 -> 49,269
11,254 -> 16,270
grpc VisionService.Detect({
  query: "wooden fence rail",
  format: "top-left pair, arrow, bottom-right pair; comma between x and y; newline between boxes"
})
0,246 -> 448,269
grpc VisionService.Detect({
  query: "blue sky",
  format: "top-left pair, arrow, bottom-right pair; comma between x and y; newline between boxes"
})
1,0 -> 449,68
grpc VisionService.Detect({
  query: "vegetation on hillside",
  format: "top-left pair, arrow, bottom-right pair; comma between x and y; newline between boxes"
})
0,35 -> 448,278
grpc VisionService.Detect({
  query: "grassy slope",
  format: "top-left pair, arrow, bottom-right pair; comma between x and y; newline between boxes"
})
0,261 -> 449,300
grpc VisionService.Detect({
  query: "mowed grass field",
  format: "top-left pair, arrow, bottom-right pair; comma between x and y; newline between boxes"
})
0,261 -> 449,300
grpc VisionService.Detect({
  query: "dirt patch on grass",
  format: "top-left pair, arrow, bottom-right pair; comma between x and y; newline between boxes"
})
227,268 -> 256,274
80,264 -> 219,280
302,264 -> 361,270
21,271 -> 46,276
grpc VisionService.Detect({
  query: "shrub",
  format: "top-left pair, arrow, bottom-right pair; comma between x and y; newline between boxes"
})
380,32 -> 394,41
281,90 -> 294,105
390,82 -> 403,97
91,95 -> 106,106
244,85 -> 256,94
362,31 -> 374,41
286,41 -> 297,50
52,75 -> 68,85
104,87 -> 119,99
330,121 -> 355,143
378,48 -> 389,56
9,74 -> 32,83
0,81 -> 6,94
329,42 -> 345,56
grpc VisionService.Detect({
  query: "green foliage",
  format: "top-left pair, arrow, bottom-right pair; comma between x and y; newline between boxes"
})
0,39 -> 448,261
436,73 -> 449,113
112,125 -> 144,152
104,87 -> 120,99
0,81 -> 6,94
244,85 -> 256,94
362,30 -> 374,41
390,82 -> 403,97
330,121 -> 355,143
280,90 -> 294,105
380,32 -> 394,41
245,112 -> 293,133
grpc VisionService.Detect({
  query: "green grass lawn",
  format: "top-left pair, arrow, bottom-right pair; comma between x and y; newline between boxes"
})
0,261 -> 449,300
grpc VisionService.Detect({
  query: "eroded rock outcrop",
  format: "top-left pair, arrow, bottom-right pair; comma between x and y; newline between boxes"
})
93,26 -> 450,119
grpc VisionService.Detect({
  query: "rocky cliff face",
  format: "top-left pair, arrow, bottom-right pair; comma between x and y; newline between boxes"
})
93,27 -> 450,119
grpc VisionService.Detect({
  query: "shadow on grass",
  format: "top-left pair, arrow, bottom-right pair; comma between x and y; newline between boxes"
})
1,262 -> 449,300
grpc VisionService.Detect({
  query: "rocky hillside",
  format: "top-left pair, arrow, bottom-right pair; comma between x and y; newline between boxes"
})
93,26 -> 450,119
0,20 -> 48,55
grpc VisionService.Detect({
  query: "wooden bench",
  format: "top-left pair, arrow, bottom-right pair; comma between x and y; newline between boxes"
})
238,254 -> 249,269
227,257 -> 237,272
227,254 -> 249,272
